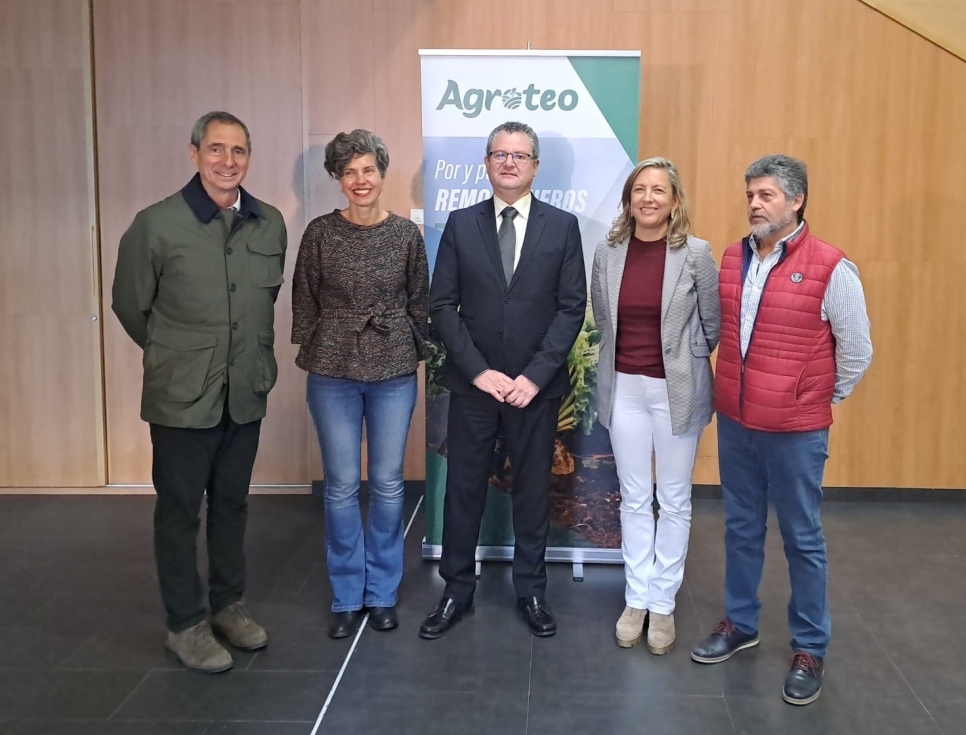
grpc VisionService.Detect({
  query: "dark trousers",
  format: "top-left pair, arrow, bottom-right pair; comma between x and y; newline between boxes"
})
150,408 -> 261,632
439,391 -> 559,605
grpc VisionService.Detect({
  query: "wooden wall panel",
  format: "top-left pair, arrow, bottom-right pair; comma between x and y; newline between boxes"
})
0,0 -> 105,486
93,0 -> 307,485
859,0 -> 966,62
302,1 -> 429,481
5,0 -> 965,489
309,0 -> 966,489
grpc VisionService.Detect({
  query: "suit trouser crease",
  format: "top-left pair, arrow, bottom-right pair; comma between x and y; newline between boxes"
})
718,413 -> 831,657
150,410 -> 261,633
307,372 -> 418,612
440,391 -> 559,604
609,372 -> 699,614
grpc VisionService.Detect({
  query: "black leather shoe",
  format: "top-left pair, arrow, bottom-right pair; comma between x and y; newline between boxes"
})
418,597 -> 473,639
691,619 -> 760,663
368,606 -> 398,632
517,596 -> 556,637
327,610 -> 364,639
783,651 -> 824,705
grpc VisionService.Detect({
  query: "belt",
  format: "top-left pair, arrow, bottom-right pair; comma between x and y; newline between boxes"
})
325,305 -> 408,335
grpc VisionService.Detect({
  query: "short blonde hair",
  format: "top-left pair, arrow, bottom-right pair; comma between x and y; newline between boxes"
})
606,157 -> 692,249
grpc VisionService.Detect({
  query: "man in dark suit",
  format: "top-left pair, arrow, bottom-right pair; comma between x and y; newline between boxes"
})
420,122 -> 587,639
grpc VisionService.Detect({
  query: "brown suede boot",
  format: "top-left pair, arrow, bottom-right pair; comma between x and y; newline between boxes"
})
615,606 -> 647,648
647,612 -> 675,655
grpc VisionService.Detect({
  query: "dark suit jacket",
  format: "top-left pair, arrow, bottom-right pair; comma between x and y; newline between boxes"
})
429,195 -> 587,399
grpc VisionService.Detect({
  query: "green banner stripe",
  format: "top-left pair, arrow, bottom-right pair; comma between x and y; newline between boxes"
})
568,56 -> 640,162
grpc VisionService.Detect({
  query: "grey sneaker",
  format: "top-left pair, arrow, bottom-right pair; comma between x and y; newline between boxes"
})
211,601 -> 268,651
166,620 -> 233,673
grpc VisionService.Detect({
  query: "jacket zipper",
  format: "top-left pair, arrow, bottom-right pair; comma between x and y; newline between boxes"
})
739,253 -> 780,422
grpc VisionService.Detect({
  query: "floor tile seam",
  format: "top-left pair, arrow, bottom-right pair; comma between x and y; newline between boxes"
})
826,574 -> 861,617
5,717 -> 215,724
235,668 -> 345,673
332,684 -> 532,695
527,688 -> 729,699
195,719 -> 318,724
915,700 -> 949,735
104,670 -> 151,722
244,650 -> 259,671
720,693 -> 739,733
294,562 -> 321,596
851,610 -> 944,731
4,717 -> 310,725
524,636 -> 533,735
5,667 -> 159,673
307,495 -> 423,735
683,579 -> 707,633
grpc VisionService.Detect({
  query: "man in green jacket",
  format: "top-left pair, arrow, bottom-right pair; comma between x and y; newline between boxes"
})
112,111 -> 286,673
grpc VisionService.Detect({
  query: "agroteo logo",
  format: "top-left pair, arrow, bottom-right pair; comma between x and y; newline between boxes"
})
436,79 -> 579,119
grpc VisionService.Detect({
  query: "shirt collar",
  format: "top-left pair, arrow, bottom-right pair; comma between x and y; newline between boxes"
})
181,172 -> 264,224
493,192 -> 532,221
749,220 -> 805,256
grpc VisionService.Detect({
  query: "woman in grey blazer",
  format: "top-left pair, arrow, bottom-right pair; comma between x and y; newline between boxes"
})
591,157 -> 719,654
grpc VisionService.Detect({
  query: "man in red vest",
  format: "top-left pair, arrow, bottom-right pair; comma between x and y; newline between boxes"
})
690,155 -> 872,706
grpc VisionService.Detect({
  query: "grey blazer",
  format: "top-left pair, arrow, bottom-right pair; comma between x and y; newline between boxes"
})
591,235 -> 721,436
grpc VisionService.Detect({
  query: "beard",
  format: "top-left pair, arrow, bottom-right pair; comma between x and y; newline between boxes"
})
749,207 -> 796,239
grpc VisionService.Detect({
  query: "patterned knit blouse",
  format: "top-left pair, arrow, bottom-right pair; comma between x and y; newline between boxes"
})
291,210 -> 430,381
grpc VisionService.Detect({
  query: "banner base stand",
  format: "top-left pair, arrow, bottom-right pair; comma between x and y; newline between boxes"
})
422,541 -> 622,581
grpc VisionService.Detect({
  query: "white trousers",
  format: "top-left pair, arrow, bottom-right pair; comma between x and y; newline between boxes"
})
610,372 -> 700,614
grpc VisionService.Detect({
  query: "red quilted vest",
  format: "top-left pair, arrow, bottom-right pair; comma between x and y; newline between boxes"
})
715,224 -> 845,432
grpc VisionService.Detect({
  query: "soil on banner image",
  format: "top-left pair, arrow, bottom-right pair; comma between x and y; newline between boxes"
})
489,431 -> 622,550
548,449 -> 622,549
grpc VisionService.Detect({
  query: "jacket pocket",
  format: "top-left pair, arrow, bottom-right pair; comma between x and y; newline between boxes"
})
688,308 -> 710,357
145,327 -> 218,403
255,328 -> 278,395
691,340 -> 711,357
795,365 -> 807,401
247,239 -> 284,288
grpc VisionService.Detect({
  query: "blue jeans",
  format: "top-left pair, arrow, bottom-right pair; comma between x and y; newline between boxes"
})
307,372 -> 417,613
717,413 -> 831,657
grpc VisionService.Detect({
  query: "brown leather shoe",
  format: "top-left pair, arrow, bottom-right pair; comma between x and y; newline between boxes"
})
211,601 -> 268,651
166,620 -> 233,673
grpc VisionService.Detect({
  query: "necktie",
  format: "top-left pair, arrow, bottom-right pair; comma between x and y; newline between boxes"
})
498,206 -> 518,284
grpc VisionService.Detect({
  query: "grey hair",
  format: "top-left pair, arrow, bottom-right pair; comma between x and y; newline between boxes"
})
324,129 -> 390,178
745,154 -> 808,222
486,121 -> 540,161
190,111 -> 252,152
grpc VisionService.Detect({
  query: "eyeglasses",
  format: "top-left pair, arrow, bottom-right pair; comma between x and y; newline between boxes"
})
487,151 -> 536,164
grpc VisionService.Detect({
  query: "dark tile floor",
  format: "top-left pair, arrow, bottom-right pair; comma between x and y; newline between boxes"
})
0,491 -> 963,734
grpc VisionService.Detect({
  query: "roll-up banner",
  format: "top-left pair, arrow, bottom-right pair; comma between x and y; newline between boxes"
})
420,49 -> 641,568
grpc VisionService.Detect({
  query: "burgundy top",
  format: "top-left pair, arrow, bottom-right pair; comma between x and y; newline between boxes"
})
615,236 -> 666,378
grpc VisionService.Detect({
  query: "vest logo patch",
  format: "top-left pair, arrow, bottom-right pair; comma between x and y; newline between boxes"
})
790,272 -> 804,283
